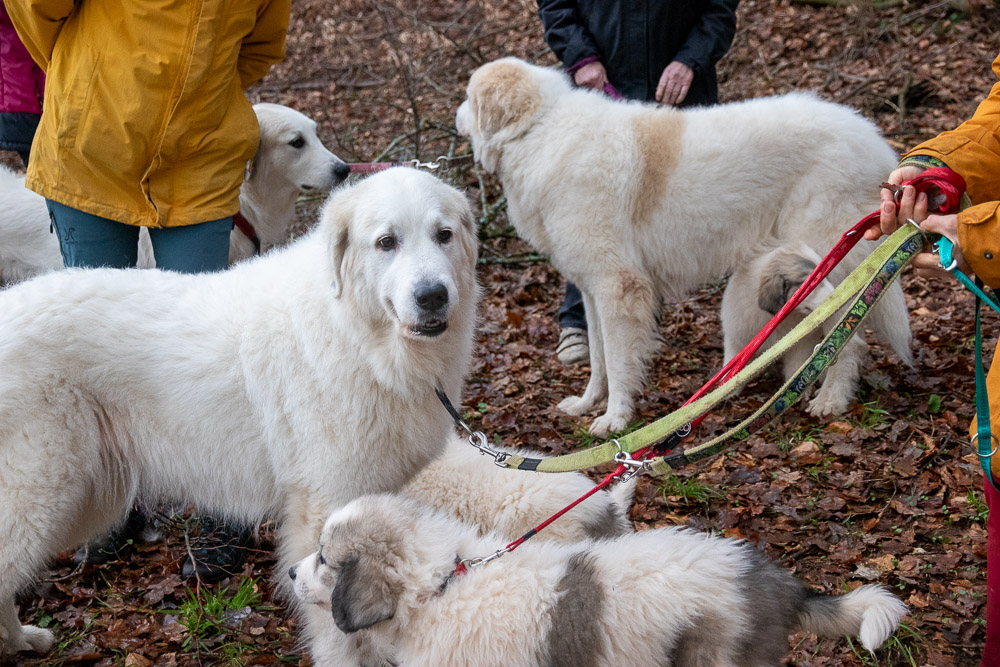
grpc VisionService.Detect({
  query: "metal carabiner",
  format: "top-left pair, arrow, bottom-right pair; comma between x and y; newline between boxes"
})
611,438 -> 648,481
466,429 -> 512,467
460,546 -> 510,570
410,158 -> 441,171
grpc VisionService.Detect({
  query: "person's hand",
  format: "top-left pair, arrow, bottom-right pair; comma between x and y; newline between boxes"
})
865,165 -> 928,241
911,213 -> 972,279
655,61 -> 694,106
573,61 -> 608,91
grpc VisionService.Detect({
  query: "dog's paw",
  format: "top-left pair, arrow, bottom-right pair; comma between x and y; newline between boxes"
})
20,626 -> 54,654
807,389 -> 850,418
590,413 -> 628,438
558,395 -> 593,416
0,625 -> 54,656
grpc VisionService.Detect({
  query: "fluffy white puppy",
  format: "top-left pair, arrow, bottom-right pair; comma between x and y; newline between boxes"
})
298,438 -> 636,664
456,57 -> 913,436
0,168 -> 477,660
0,103 -> 347,282
292,494 -> 908,667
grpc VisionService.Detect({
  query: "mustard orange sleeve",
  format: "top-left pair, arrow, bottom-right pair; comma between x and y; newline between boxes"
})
958,201 -> 1000,289
237,0 -> 291,90
902,55 -> 1000,207
4,0 -> 76,70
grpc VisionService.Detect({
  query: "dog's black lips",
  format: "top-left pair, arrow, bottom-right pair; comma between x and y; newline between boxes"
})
409,319 -> 448,337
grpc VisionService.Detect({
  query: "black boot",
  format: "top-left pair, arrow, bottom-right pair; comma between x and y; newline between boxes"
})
73,508 -> 148,566
182,517 -> 255,584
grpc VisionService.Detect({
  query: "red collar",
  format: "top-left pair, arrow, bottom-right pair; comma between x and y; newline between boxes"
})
232,211 -> 260,254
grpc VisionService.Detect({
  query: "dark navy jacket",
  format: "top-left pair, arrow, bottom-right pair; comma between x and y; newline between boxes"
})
537,0 -> 738,105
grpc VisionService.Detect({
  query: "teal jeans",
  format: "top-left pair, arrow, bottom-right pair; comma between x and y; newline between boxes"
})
46,199 -> 232,273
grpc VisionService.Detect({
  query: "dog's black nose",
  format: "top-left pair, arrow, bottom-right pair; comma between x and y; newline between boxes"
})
333,162 -> 350,180
288,566 -> 297,581
414,281 -> 448,312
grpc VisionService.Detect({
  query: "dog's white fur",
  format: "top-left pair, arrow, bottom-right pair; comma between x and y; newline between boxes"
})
456,58 -> 913,436
0,103 -> 346,282
293,495 -> 908,666
0,168 -> 478,659
403,434 -> 634,544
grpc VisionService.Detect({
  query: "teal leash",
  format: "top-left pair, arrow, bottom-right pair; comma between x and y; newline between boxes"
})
938,236 -> 1000,490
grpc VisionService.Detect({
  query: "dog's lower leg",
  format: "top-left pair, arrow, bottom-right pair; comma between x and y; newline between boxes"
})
0,604 -> 53,657
558,291 -> 608,416
588,272 -> 658,437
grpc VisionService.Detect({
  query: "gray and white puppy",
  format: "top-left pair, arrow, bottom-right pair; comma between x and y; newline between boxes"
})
292,494 -> 907,667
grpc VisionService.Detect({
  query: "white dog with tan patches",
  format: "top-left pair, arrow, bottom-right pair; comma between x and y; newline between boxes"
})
0,103 -> 348,282
456,57 -> 913,437
292,494 -> 907,667
0,168 -> 480,660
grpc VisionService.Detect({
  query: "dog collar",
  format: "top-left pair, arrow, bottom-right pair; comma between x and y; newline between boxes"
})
436,556 -> 467,596
233,211 -> 261,254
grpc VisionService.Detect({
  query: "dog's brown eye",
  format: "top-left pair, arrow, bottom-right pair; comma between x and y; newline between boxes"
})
376,235 -> 397,251
436,229 -> 453,245
289,136 -> 305,149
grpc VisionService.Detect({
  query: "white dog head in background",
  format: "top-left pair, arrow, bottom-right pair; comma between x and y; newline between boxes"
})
455,57 -> 569,173
251,103 -> 350,195
319,168 -> 478,341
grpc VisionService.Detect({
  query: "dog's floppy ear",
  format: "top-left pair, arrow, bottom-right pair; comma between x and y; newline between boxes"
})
330,554 -> 400,634
330,226 -> 349,298
322,196 -> 354,298
757,252 -> 816,315
471,61 -> 539,137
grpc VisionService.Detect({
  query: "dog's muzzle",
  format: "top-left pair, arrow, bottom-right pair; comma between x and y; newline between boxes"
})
410,281 -> 449,337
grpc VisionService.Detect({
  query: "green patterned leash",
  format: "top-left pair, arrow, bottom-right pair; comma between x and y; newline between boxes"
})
460,224 -> 923,474
646,228 -> 922,472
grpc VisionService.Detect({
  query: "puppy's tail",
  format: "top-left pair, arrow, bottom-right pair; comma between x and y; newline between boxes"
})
866,278 -> 914,367
797,584 -> 907,652
607,476 -> 637,533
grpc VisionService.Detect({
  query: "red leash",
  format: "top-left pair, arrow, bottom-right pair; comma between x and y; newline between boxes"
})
347,161 -> 411,175
453,168 -> 967,577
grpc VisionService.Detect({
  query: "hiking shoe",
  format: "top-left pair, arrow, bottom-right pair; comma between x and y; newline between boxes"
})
73,508 -> 148,566
182,519 -> 255,584
557,327 -> 589,365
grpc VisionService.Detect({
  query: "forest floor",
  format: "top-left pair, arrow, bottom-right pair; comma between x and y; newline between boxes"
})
4,1 -> 1000,665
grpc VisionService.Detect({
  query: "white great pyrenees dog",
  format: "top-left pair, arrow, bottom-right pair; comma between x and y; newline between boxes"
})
0,103 -> 348,283
291,495 -> 907,667
456,58 -> 913,437
0,168 -> 478,659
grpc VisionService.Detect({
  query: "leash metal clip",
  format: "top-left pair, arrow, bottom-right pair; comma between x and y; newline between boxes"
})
410,158 -> 441,171
460,546 -> 511,570
611,438 -> 649,481
466,430 -> 512,468
904,218 -> 956,270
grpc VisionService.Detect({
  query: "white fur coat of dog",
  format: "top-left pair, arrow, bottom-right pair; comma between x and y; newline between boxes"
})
0,167 -> 477,660
457,58 -> 912,436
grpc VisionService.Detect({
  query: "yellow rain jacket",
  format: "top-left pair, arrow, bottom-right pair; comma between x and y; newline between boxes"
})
902,53 -> 1000,476
8,0 -> 290,227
